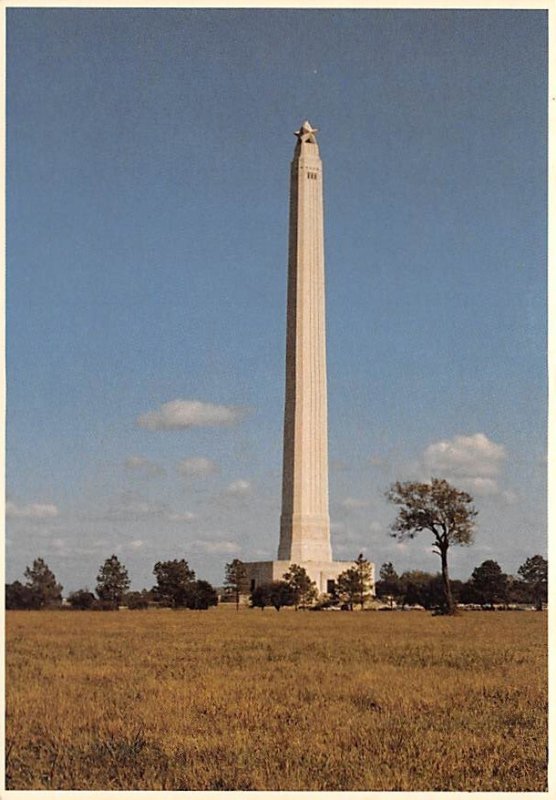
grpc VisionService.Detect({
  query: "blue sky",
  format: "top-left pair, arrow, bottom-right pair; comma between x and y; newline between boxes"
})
7,8 -> 547,592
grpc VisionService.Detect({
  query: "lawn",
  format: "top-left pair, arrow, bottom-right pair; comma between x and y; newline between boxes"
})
5,607 -> 547,791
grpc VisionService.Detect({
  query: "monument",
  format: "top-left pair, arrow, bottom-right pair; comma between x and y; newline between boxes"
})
245,122 -> 374,596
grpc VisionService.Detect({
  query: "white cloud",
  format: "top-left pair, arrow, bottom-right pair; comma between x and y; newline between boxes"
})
165,511 -> 195,523
423,433 -> 506,479
502,490 -> 518,505
51,537 -> 65,550
103,492 -> 195,523
128,539 -> 144,550
177,457 -> 219,477
226,479 -> 252,496
137,399 -> 247,430
340,497 -> 369,510
7,501 -> 59,519
112,498 -> 159,517
419,433 -> 515,500
419,433 -> 512,500
458,477 -> 499,496
191,539 -> 239,554
369,521 -> 382,533
124,456 -> 165,477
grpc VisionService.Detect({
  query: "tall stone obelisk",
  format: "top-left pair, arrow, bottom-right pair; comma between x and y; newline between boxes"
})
278,121 -> 332,563
243,122 -> 373,597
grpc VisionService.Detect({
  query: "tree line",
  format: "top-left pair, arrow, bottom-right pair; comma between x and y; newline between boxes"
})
4,553 -> 373,612
5,555 -> 219,611
375,555 -> 547,612
5,551 -> 546,613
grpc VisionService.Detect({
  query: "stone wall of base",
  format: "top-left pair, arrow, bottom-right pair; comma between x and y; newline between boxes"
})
243,559 -> 374,596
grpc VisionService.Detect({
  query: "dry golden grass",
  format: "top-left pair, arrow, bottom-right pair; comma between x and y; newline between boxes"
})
6,607 -> 547,791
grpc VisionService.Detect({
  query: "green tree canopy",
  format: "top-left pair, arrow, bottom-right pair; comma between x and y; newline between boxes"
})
268,581 -> 295,611
249,582 -> 294,612
185,580 -> 218,610
386,478 -> 477,615
224,559 -> 249,611
124,590 -> 152,610
337,554 -> 373,610
6,580 -> 42,610
96,555 -> 130,609
152,559 -> 196,608
470,560 -> 508,607
399,570 -> 435,608
283,564 -> 318,609
375,562 -> 401,607
517,555 -> 547,611
250,584 -> 271,610
68,589 -> 96,610
24,558 -> 63,608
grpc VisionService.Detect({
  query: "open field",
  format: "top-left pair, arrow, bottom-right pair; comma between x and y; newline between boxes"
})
6,607 -> 547,791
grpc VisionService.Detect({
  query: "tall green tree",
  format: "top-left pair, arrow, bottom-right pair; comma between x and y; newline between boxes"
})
152,559 -> 196,608
250,583 -> 271,610
386,478 -> 477,615
68,589 -> 96,610
283,564 -> 318,609
268,581 -> 295,611
470,560 -> 508,608
123,590 -> 152,610
375,562 -> 401,607
337,554 -> 373,610
249,581 -> 293,611
224,559 -> 249,612
185,580 -> 218,610
517,555 -> 547,611
6,580 -> 41,610
24,558 -> 63,608
399,570 -> 435,608
96,555 -> 130,609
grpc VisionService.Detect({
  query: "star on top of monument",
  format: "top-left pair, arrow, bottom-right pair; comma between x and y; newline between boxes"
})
294,120 -> 318,143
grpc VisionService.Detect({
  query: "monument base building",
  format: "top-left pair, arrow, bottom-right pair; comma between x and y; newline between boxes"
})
245,559 -> 356,597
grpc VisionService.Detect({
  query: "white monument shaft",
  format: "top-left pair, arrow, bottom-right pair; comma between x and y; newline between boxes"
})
243,122 -> 372,597
279,122 -> 331,563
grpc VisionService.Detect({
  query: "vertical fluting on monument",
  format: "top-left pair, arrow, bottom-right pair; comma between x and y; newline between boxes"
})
278,121 -> 332,563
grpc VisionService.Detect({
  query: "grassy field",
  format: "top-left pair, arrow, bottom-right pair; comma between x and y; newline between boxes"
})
5,607 -> 547,791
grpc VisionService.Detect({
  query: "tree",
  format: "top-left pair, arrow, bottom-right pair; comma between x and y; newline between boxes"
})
398,570 -> 435,608
6,581 -> 41,610
283,564 -> 318,609
517,555 -> 547,611
375,562 -> 401,607
469,560 -> 508,608
24,558 -> 63,608
185,580 -> 218,610
268,581 -> 295,611
337,554 -> 373,610
68,589 -> 96,610
96,555 -> 130,609
505,575 -> 533,606
250,584 -> 271,610
386,478 -> 477,615
250,581 -> 294,611
152,559 -> 196,608
124,590 -> 152,610
224,559 -> 249,612
396,571 -> 463,611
